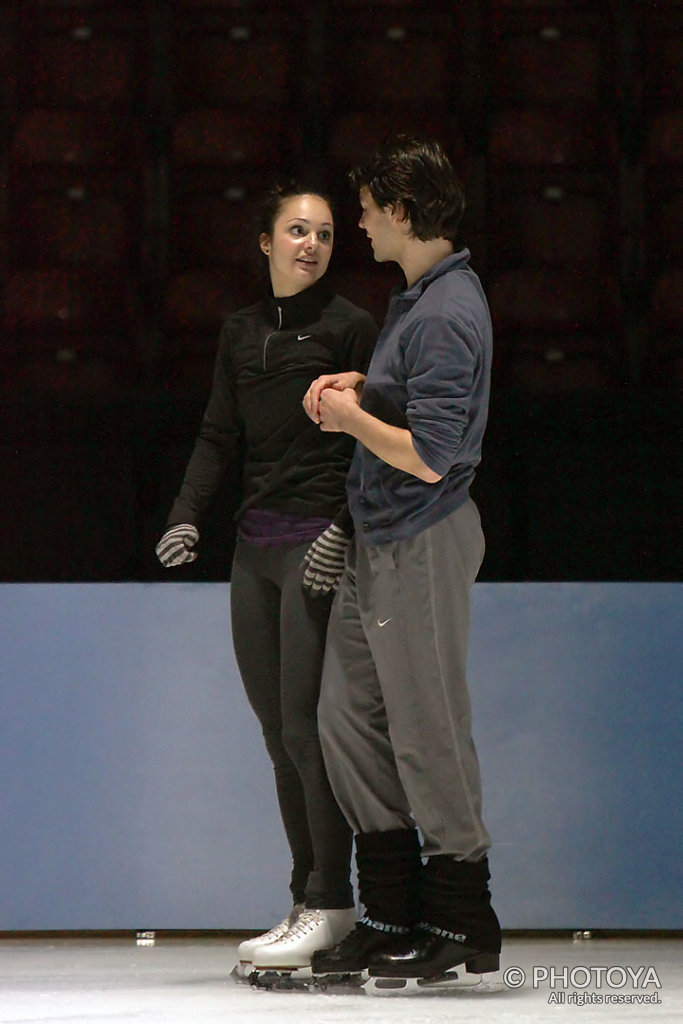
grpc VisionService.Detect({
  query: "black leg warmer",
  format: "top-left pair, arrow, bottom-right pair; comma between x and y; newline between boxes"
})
355,827 -> 423,930
419,854 -> 501,953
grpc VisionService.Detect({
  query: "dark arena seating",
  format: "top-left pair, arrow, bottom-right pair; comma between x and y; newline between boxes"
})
1,0 -> 681,583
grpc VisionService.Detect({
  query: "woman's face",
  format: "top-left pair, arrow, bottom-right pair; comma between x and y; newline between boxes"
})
260,194 -> 334,297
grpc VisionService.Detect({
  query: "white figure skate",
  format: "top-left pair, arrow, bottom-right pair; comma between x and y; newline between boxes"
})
249,907 -> 356,990
230,903 -> 304,983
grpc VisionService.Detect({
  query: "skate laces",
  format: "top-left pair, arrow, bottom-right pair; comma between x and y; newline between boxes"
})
259,904 -> 304,943
282,908 -> 325,938
257,918 -> 290,944
288,903 -> 305,927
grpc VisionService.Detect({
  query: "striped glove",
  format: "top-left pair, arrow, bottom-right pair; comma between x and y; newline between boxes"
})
302,523 -> 349,596
156,524 -> 199,567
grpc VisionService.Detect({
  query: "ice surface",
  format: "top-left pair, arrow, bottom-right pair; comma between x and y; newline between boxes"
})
0,935 -> 680,1024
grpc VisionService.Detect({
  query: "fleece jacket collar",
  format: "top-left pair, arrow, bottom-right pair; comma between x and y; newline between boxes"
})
262,278 -> 334,330
398,248 -> 471,303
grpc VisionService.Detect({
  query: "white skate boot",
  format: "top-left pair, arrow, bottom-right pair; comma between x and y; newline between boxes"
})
250,907 -> 356,987
230,904 -> 304,982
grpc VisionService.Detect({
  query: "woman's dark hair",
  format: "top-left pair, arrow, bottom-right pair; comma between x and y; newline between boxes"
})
258,180 -> 335,238
349,134 -> 465,243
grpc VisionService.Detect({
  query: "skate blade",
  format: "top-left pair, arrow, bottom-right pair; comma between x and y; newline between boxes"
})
417,970 -> 483,989
312,971 -> 367,994
365,971 -> 483,995
229,962 -> 254,985
249,967 -> 312,991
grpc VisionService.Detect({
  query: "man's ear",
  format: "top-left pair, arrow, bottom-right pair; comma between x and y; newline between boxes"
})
390,201 -> 407,224
390,202 -> 412,234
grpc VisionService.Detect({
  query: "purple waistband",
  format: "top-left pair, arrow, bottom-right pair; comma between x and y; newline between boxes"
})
238,508 -> 331,548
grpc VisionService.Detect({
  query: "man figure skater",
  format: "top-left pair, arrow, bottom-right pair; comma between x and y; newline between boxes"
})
302,135 -> 501,982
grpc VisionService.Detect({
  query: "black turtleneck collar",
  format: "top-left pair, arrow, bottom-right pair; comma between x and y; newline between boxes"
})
262,278 -> 334,330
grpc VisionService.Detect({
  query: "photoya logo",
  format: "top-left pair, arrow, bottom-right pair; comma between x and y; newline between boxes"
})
504,964 -> 662,989
532,966 -> 662,989
504,964 -> 663,1005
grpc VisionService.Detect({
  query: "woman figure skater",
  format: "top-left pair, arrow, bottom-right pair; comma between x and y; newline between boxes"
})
156,183 -> 377,977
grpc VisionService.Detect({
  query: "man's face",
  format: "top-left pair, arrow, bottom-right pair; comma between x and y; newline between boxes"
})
358,186 -> 400,263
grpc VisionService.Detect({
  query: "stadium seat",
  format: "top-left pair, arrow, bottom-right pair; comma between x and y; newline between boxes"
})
160,267 -> 259,393
170,180 -> 265,270
641,6 -> 683,111
2,272 -> 139,385
17,10 -> 144,111
1,266 -> 140,396
4,351 -> 138,398
335,1 -> 453,8
503,335 -> 625,391
649,268 -> 683,332
328,110 -> 464,170
3,268 -> 136,335
489,107 -> 618,170
642,174 -> 683,274
160,267 -> 259,395
10,110 -> 142,172
641,336 -> 683,389
10,181 -> 136,269
173,1 -> 284,8
644,269 -> 683,387
488,185 -> 614,272
172,16 -> 292,109
0,441 -> 138,581
334,23 -> 455,110
171,109 -> 293,168
490,265 -> 624,390
1,266 -> 141,396
489,12 -> 612,109
490,268 -> 622,334
644,109 -> 683,168
162,268 -> 258,334
327,266 -> 403,326
488,1 -> 608,10
19,1 -> 131,8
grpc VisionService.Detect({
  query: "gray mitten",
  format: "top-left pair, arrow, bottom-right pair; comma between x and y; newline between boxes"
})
302,523 -> 349,596
156,524 -> 199,567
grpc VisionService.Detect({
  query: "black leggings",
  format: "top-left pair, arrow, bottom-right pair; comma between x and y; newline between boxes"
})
230,537 -> 354,909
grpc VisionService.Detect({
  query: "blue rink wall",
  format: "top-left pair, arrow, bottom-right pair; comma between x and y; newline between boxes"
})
1,583 -> 681,932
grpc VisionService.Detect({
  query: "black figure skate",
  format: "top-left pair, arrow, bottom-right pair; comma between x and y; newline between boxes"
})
310,921 -> 399,992
365,924 -> 500,993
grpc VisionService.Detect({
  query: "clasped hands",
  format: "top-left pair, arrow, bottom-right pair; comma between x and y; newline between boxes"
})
302,371 -> 365,432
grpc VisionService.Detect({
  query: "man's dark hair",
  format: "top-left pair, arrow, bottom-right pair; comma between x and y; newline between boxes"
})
349,134 -> 465,243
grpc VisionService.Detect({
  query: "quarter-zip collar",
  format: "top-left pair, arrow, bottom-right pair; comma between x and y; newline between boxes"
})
262,277 -> 333,330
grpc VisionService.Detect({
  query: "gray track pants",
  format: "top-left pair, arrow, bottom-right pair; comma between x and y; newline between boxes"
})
318,498 -> 491,861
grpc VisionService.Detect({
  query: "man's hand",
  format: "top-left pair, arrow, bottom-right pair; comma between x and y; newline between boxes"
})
308,370 -> 442,481
303,371 -> 365,424
318,386 -> 361,432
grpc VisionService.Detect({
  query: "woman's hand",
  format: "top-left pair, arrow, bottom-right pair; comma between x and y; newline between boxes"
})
303,371 -> 366,424
155,524 -> 199,566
